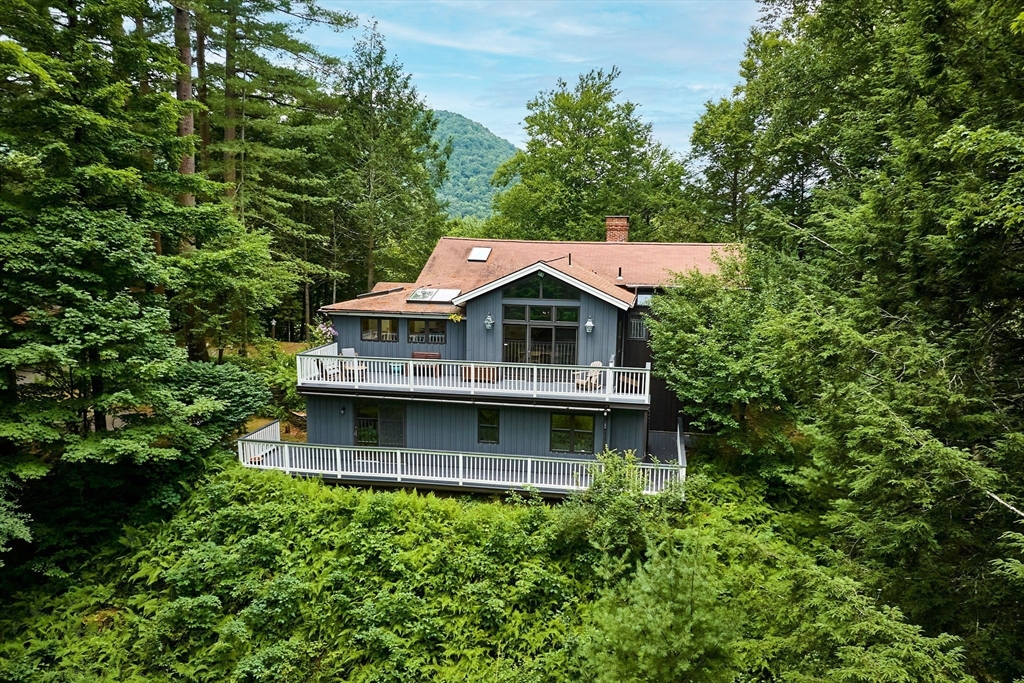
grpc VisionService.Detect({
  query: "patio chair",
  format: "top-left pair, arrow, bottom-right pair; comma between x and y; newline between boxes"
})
340,347 -> 367,380
313,357 -> 341,382
574,361 -> 604,391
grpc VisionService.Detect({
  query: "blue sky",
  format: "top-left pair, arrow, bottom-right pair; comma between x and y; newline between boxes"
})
310,1 -> 761,154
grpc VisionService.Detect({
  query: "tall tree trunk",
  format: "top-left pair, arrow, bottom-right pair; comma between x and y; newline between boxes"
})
174,3 -> 206,361
88,350 -> 106,433
136,15 -> 149,94
304,280 -> 311,341
174,3 -> 195,207
223,8 -> 238,198
331,211 -> 338,303
196,15 -> 210,171
366,231 -> 375,291
303,236 -> 311,339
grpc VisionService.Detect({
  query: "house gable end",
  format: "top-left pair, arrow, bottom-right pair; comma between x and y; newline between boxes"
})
451,261 -> 634,310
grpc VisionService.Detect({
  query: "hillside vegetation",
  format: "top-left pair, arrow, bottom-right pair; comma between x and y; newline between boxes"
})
432,111 -> 517,219
0,461 -> 967,682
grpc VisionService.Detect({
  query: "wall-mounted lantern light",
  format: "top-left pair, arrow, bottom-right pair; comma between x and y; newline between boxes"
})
584,317 -> 595,334
484,313 -> 494,330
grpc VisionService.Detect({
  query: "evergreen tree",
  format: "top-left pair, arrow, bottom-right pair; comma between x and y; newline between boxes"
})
0,0 -> 272,561
330,26 -> 449,290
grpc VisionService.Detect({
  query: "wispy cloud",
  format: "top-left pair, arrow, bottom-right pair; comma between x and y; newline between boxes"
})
309,0 -> 760,151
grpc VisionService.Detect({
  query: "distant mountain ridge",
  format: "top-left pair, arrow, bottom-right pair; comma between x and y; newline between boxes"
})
432,110 -> 517,219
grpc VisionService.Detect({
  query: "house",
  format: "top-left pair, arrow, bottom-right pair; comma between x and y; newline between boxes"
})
238,217 -> 733,495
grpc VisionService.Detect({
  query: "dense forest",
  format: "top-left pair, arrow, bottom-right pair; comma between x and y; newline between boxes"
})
432,110 -> 517,219
1,0 -> 1024,681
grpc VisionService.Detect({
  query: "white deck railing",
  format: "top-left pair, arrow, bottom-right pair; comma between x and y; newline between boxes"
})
237,425 -> 682,496
297,343 -> 650,405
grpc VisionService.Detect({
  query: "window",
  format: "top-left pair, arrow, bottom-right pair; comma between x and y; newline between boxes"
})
529,305 -> 553,321
408,319 -> 446,344
360,317 -> 400,342
502,273 -> 580,300
502,305 -> 580,365
477,408 -> 499,444
355,404 -> 405,446
503,304 -> 526,321
555,307 -> 579,323
550,413 -> 595,454
628,315 -> 648,340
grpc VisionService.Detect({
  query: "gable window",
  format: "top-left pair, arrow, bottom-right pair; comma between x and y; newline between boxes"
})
408,319 -> 446,344
502,273 -> 580,300
477,408 -> 499,444
361,317 -> 400,342
355,403 -> 405,447
550,413 -> 595,454
628,315 -> 648,340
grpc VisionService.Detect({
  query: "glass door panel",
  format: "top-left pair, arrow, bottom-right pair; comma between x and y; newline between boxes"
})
554,327 -> 578,365
530,327 -> 554,364
503,324 -> 527,362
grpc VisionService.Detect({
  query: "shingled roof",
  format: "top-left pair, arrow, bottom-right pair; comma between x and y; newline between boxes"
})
320,237 -> 735,315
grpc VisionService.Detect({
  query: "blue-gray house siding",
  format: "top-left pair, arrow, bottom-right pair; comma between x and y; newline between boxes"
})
330,275 -> 624,367
306,394 -> 646,458
313,272 -> 654,461
463,289 -> 620,365
330,315 -> 467,359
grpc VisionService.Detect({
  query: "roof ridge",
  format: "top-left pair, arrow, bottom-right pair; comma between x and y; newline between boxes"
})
438,236 -> 737,247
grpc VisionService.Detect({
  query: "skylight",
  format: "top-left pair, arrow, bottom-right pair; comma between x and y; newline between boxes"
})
407,288 -> 436,301
468,247 -> 492,262
408,288 -> 461,303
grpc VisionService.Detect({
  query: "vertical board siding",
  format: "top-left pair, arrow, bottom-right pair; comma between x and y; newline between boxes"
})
304,396 -> 646,459
331,315 -> 467,360
464,290 -> 504,361
609,409 -> 646,456
306,395 -> 354,445
577,292 -> 619,366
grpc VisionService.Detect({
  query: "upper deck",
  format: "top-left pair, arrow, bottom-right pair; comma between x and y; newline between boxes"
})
297,343 -> 651,406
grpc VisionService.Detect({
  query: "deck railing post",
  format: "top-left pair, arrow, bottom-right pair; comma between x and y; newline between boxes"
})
458,452 -> 464,485
336,447 -> 342,478
397,450 -> 403,482
605,368 -> 614,399
532,365 -> 537,395
283,444 -> 291,474
526,457 -> 532,485
408,361 -> 415,390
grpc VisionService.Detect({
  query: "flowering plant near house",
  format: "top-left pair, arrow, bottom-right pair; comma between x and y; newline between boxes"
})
308,315 -> 338,347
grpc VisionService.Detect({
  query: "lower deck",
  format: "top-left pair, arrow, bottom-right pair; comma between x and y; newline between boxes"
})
238,421 -> 684,496
305,395 -> 650,460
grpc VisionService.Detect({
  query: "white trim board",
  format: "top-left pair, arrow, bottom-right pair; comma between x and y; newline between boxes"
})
451,261 -> 634,310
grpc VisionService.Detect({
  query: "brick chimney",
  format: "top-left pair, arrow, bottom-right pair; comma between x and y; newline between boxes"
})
605,215 -> 629,242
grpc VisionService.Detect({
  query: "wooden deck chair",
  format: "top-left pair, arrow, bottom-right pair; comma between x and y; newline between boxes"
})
314,357 -> 342,382
574,361 -> 604,390
340,347 -> 367,380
